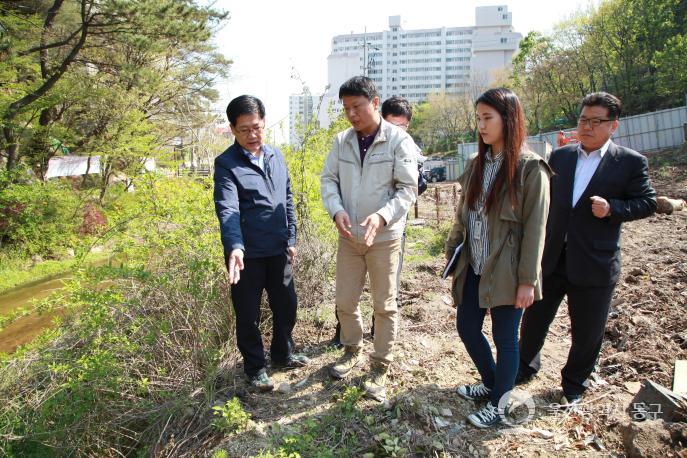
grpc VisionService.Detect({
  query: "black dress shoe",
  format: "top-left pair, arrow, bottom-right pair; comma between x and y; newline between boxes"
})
514,370 -> 536,386
328,335 -> 343,349
272,354 -> 310,369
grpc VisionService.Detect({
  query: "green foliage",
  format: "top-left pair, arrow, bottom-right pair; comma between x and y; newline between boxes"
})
0,253 -> 73,294
212,397 -> 252,433
654,34 -> 687,98
1,0 -> 230,183
259,386 -> 366,458
0,174 -> 83,257
511,0 -> 687,132
284,112 -> 350,243
404,222 -> 452,262
280,113 -> 346,309
411,93 -> 479,154
339,386 -> 364,415
428,221 -> 453,257
0,175 -> 233,456
254,450 -> 301,458
373,432 -> 404,457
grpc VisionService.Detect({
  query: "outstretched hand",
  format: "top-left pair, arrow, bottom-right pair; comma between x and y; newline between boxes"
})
360,213 -> 385,246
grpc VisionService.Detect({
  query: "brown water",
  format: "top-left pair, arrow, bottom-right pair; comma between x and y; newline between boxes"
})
0,274 -> 72,353
0,257 -> 114,354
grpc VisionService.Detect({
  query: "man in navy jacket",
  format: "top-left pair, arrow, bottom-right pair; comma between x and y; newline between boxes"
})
518,92 -> 656,404
214,95 -> 308,391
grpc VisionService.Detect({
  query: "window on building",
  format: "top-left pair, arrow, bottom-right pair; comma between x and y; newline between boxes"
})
503,14 -> 508,19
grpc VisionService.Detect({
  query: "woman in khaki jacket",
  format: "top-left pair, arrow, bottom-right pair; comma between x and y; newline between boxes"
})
445,88 -> 551,428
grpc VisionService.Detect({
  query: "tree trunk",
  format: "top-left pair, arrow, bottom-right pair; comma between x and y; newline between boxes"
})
4,127 -> 18,172
99,161 -> 112,203
2,0 -> 88,172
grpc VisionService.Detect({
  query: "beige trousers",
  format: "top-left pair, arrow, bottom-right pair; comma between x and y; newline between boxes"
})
335,236 -> 402,365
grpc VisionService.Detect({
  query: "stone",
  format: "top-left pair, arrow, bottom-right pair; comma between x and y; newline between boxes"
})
674,360 -> 687,395
277,383 -> 291,394
439,408 -> 453,417
434,417 -> 450,428
293,377 -> 308,389
624,381 -> 642,395
532,428 -> 554,439
253,422 -> 268,438
620,420 -> 672,457
631,379 -> 686,421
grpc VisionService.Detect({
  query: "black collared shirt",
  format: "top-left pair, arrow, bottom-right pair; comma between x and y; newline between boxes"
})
357,123 -> 381,164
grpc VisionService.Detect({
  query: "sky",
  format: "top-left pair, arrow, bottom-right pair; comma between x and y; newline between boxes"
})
210,0 -> 598,143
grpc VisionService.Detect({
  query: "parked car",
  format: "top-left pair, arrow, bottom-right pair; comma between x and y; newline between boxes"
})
426,166 -> 446,183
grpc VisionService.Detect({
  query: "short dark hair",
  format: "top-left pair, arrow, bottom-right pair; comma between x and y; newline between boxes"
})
338,76 -> 379,101
381,96 -> 413,121
581,92 -> 622,119
226,95 -> 265,125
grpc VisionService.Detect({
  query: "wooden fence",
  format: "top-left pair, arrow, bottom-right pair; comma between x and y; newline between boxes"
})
411,183 -> 461,226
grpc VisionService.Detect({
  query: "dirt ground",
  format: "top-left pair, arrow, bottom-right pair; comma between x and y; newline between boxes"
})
211,147 -> 687,457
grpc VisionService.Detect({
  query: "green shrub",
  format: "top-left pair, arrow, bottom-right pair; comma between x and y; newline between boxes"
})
0,177 -> 83,257
0,176 -> 233,456
212,397 -> 252,433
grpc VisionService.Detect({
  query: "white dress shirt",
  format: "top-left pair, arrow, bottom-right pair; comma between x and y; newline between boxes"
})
242,147 -> 264,171
572,139 -> 612,206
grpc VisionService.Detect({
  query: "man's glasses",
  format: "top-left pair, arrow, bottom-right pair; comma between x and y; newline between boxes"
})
390,122 -> 409,131
577,117 -> 614,128
235,124 -> 265,135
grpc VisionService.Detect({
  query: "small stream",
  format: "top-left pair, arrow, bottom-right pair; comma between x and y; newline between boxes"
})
0,258 -> 113,354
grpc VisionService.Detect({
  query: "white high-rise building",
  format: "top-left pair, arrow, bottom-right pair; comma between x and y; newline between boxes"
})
317,5 -> 521,127
288,88 -> 320,146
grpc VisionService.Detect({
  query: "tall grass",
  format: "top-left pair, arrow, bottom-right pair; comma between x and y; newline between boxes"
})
0,171 -> 338,456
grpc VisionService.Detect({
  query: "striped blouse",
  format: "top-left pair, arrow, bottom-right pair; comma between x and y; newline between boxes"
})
467,151 -> 503,275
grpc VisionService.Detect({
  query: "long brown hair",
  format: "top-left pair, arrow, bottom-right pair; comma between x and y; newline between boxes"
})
466,88 -> 527,211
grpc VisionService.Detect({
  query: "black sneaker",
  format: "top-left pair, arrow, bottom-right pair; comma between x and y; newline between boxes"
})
456,382 -> 491,401
272,354 -> 310,369
247,372 -> 274,392
467,402 -> 501,428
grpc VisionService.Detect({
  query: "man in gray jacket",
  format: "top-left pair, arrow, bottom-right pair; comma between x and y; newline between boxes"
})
321,77 -> 418,401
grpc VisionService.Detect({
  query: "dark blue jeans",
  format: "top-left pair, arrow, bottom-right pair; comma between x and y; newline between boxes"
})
457,265 -> 523,406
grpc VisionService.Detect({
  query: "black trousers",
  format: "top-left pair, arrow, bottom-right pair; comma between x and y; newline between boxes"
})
519,249 -> 615,396
230,252 -> 297,377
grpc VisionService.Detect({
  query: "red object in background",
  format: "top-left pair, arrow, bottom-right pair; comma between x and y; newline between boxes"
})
557,130 -> 578,147
79,203 -> 108,236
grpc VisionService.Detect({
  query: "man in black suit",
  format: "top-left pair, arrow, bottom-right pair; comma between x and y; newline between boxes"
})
517,92 -> 657,404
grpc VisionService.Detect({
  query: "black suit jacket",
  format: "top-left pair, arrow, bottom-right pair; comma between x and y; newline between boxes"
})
543,142 -> 656,287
